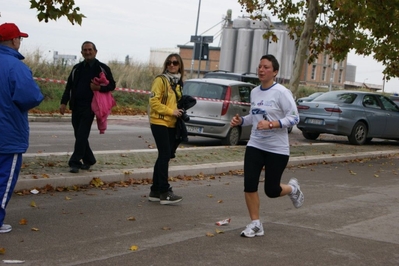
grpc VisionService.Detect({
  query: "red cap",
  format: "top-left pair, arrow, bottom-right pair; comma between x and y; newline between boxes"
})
0,23 -> 29,41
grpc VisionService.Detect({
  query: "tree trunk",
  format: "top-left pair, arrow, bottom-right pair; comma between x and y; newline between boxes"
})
288,0 -> 319,94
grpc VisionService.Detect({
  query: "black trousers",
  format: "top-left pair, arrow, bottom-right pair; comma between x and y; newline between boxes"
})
150,124 -> 176,193
69,105 -> 96,168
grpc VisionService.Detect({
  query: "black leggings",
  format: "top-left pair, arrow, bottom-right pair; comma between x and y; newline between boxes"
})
243,146 -> 289,198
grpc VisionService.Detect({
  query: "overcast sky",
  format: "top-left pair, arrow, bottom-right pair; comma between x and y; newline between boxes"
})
1,0 -> 397,93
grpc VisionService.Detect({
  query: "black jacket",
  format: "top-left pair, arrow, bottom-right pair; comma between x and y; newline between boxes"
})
61,59 -> 116,110
172,95 -> 197,158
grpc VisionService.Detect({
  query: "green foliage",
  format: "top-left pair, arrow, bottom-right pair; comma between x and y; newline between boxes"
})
29,0 -> 85,25
238,0 -> 399,80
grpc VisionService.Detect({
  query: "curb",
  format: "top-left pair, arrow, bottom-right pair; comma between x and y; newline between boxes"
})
15,150 -> 397,191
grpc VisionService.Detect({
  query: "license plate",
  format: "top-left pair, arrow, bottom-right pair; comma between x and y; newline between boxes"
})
186,126 -> 203,133
306,118 -> 323,125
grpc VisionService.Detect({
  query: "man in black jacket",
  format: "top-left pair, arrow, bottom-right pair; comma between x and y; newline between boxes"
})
60,41 -> 116,173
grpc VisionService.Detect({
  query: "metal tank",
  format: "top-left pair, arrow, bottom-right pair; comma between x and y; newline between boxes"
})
233,28 -> 254,73
250,29 -> 268,74
232,17 -> 251,29
280,33 -> 296,83
219,28 -> 238,72
249,19 -> 270,29
268,30 -> 286,82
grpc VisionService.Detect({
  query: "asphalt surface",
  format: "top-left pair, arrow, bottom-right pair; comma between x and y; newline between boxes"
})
1,115 -> 398,265
2,156 -> 399,265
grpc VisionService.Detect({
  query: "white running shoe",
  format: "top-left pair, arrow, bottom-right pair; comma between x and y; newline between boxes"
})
288,178 -> 304,208
240,222 -> 264,237
0,224 -> 12,233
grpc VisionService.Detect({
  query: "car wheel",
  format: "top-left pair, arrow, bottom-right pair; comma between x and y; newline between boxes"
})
348,121 -> 368,145
302,131 -> 320,140
222,126 -> 240,145
288,126 -> 293,133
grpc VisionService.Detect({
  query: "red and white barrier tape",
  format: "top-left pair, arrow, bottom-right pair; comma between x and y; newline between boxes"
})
34,77 -> 250,105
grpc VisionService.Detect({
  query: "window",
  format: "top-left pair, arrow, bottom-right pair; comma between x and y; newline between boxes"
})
238,86 -> 252,103
311,65 -> 316,80
323,54 -> 327,65
322,67 -> 326,81
338,69 -> 343,83
363,95 -> 381,109
379,95 -> 399,112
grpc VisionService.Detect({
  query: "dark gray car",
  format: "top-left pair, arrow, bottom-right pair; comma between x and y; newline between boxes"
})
297,90 -> 399,145
183,78 -> 255,145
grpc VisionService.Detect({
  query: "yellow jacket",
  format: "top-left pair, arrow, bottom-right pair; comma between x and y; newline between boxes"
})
149,76 -> 182,128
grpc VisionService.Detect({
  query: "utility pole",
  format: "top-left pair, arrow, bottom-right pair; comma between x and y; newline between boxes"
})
190,0 -> 201,78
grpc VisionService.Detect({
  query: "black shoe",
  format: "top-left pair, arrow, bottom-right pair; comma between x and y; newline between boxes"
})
160,189 -> 182,205
69,167 -> 79,173
148,191 -> 160,202
80,164 -> 91,170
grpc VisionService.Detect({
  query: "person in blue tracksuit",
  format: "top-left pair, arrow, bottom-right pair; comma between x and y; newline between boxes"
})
0,23 -> 44,233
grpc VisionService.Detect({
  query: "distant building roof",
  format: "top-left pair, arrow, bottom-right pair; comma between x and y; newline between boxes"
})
344,81 -> 383,91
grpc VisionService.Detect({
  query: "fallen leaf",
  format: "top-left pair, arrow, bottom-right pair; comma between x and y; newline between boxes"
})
162,227 -> 171,230
206,232 -> 215,237
349,170 -> 357,175
207,194 -> 213,198
90,177 -> 104,187
65,196 -> 71,200
217,200 -> 223,203
129,245 -> 138,251
19,219 -> 28,225
31,227 -> 39,231
127,217 -> 136,221
215,229 -> 224,234
374,174 -> 379,178
30,201 -> 37,207
0,247 -> 5,254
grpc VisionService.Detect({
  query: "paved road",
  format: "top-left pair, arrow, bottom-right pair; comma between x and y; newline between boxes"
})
27,115 -> 397,154
2,156 -> 399,265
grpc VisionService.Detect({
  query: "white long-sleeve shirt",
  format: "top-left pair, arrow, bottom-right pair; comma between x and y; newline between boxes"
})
241,83 -> 299,156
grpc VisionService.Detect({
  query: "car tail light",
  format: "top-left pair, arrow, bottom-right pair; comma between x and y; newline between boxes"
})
324,107 -> 342,113
297,105 -> 309,110
221,86 -> 231,116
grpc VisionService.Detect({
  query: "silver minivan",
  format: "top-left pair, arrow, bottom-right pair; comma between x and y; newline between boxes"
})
183,78 -> 255,145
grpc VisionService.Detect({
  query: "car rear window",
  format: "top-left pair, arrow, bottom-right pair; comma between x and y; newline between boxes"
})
314,92 -> 357,104
203,73 -> 240,81
184,82 -> 226,100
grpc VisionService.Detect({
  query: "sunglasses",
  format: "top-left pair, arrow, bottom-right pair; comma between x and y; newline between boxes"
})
166,60 -> 179,66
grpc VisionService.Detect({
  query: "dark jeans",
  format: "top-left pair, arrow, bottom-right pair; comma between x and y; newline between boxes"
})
69,105 -> 96,168
150,124 -> 176,193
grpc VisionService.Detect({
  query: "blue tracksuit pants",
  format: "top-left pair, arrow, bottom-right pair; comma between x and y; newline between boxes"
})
0,154 -> 22,226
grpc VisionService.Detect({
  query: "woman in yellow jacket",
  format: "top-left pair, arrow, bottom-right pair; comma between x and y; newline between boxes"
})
148,53 -> 184,205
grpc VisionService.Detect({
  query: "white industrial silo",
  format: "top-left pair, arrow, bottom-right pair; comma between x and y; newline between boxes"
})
233,17 -> 251,29
268,30 -> 286,81
219,28 -> 238,71
280,33 -> 296,83
250,29 -> 268,74
234,28 -> 254,73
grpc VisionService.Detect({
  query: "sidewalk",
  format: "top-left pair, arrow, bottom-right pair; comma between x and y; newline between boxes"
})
17,143 -> 398,191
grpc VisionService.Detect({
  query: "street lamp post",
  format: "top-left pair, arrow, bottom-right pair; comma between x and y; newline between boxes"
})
190,0 -> 202,78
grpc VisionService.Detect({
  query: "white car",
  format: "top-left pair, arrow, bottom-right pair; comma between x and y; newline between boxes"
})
183,78 -> 255,145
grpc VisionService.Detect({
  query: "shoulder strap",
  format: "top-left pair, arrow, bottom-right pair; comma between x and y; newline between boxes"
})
155,75 -> 169,105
